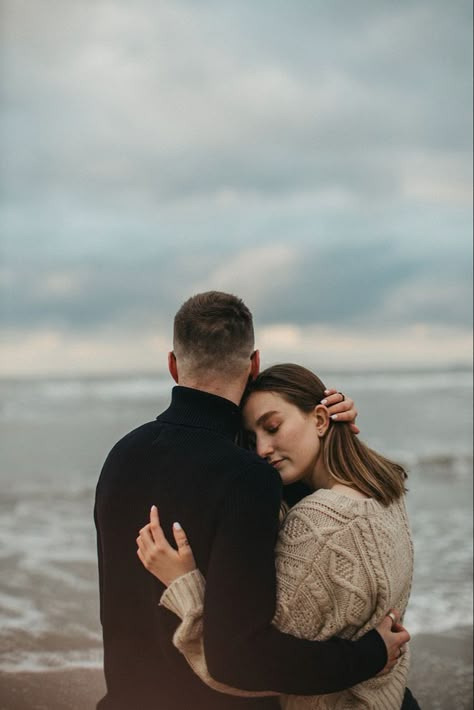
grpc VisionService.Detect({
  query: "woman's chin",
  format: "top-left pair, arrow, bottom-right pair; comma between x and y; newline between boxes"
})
279,467 -> 305,487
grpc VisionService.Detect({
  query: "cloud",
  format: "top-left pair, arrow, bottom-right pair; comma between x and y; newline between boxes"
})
258,322 -> 473,370
192,244 -> 300,309
1,0 -> 471,209
0,0 -> 471,374
1,238 -> 471,335
0,327 -> 172,377
382,279 -> 473,326
1,320 -> 471,377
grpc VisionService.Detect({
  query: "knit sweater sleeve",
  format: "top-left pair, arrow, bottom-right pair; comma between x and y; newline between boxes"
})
161,570 -> 276,697
163,462 -> 387,695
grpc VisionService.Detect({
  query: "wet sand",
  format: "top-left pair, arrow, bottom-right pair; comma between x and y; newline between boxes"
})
407,626 -> 473,709
0,627 -> 472,710
0,667 -> 106,710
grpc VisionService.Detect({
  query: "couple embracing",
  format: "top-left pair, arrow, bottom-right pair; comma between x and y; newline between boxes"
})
95,291 -> 418,709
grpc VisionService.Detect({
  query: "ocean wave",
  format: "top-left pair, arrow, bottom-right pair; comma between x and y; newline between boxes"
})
0,602 -> 470,673
29,377 -> 172,402
0,376 -> 172,421
0,594 -> 46,632
0,649 -> 103,673
0,482 -> 96,504
405,585 -> 474,636
325,369 -> 473,392
409,453 -> 473,479
1,369 -> 472,405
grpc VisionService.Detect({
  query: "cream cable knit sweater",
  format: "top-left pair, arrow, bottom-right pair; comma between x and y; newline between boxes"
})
161,488 -> 414,709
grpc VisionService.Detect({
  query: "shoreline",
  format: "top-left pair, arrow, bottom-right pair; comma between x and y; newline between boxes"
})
0,627 -> 472,710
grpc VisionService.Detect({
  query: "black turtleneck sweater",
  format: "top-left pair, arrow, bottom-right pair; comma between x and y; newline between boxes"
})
94,386 -> 387,710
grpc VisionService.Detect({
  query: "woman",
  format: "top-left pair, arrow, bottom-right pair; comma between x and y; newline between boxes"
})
137,364 -> 415,709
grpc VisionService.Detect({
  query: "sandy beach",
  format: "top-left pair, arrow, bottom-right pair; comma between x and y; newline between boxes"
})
0,627 -> 471,710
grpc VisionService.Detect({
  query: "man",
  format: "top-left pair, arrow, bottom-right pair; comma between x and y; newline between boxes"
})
95,291 -> 409,710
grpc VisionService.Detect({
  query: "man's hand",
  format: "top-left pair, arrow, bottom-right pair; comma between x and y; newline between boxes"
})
321,388 -> 360,434
375,609 -> 410,674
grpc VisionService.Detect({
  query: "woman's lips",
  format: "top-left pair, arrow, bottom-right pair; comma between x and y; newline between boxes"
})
270,459 -> 284,469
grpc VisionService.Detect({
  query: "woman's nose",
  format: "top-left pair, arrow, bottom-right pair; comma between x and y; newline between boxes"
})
256,435 -> 273,460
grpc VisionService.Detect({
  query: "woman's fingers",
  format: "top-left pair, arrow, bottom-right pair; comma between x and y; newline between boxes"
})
149,505 -> 165,543
136,527 -> 155,569
173,522 -> 196,567
322,387 -> 339,399
138,507 -> 185,560
136,506 -> 168,562
136,545 -> 146,566
150,503 -> 161,526
172,522 -> 189,549
136,519 -> 171,572
321,389 -> 349,411
322,392 -> 355,416
136,535 -> 150,567
137,523 -> 154,550
136,511 -> 197,585
321,389 -> 359,431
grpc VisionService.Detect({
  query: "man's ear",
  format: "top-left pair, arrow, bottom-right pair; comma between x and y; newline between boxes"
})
250,349 -> 260,380
168,351 -> 179,383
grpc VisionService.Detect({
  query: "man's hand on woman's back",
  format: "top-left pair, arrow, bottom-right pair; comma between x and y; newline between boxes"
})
376,609 -> 410,674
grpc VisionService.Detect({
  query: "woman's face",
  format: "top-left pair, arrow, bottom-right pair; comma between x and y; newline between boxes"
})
243,390 -> 321,485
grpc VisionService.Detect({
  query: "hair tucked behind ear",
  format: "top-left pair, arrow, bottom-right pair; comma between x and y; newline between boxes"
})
244,363 -> 407,506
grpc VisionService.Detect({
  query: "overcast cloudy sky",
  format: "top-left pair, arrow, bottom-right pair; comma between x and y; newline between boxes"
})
1,0 -> 472,375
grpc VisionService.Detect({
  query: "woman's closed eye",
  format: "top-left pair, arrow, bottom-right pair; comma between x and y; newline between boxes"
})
266,424 -> 280,434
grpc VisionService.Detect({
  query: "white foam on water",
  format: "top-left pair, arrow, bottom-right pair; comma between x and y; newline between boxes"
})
0,494 -> 97,565
1,369 -> 471,415
36,377 -> 172,402
0,594 -> 46,632
0,648 -> 103,673
323,369 -> 473,392
405,586 -> 474,636
0,375 -> 173,421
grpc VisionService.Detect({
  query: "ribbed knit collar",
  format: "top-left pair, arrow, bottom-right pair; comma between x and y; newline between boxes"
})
157,386 -> 242,440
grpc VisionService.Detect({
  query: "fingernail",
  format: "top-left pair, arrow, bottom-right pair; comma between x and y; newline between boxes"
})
320,399 -> 328,406
324,389 -> 330,395
173,522 -> 182,530
331,414 -> 338,420
151,505 -> 157,512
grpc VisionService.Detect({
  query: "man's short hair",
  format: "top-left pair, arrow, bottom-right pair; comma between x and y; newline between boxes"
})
173,291 -> 255,376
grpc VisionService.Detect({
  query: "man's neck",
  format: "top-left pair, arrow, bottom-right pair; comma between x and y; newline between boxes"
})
176,377 -> 246,407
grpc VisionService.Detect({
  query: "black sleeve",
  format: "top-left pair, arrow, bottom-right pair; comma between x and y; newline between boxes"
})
282,479 -> 313,508
202,461 -> 387,695
93,499 -> 104,627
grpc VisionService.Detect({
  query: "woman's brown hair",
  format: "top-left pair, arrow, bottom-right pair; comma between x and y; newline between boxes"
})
243,364 -> 407,506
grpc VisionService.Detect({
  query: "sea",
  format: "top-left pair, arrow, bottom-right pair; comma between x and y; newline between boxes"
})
0,368 -> 472,674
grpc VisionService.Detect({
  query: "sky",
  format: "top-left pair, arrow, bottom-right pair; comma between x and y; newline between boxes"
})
1,0 -> 472,376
